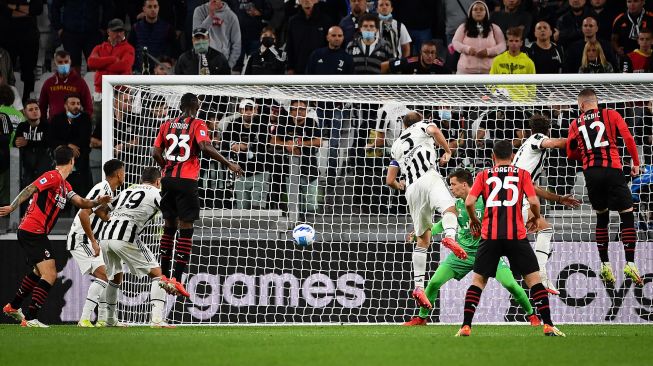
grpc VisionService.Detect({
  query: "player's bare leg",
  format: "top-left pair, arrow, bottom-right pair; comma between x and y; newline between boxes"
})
79,266 -> 108,327
523,272 -> 565,337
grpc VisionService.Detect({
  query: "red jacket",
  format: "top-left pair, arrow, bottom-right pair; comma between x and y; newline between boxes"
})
87,39 -> 135,93
38,70 -> 93,123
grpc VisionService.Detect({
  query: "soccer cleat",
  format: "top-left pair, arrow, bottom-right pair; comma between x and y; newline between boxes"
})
442,237 -> 468,260
95,321 -> 107,328
528,314 -> 541,327
402,316 -> 427,326
77,319 -> 95,328
3,303 -> 25,323
624,263 -> 644,287
159,275 -> 180,295
455,325 -> 471,337
170,277 -> 190,298
599,263 -> 616,286
541,276 -> 560,296
543,324 -> 566,337
150,320 -> 176,328
411,288 -> 432,309
21,319 -> 49,328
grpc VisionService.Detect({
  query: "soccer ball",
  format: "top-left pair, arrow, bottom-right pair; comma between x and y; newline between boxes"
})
292,224 -> 316,247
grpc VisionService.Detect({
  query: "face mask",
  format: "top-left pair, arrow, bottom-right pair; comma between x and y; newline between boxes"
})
57,63 -> 71,75
361,31 -> 376,41
378,13 -> 392,21
193,40 -> 210,54
66,111 -> 81,119
261,36 -> 275,48
439,109 -> 452,120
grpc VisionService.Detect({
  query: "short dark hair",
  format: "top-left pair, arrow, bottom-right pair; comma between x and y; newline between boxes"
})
402,111 -> 422,127
577,87 -> 597,99
261,26 -> 275,36
103,159 -> 125,177
421,40 -> 437,50
54,50 -> 70,59
24,98 -> 39,107
640,27 -> 653,36
506,27 -> 523,40
179,92 -> 199,113
448,169 -> 473,186
64,93 -> 81,103
358,13 -> 380,29
54,145 -> 75,165
158,55 -> 175,66
492,140 -> 513,160
529,114 -> 550,134
141,167 -> 161,183
290,100 -> 307,107
0,84 -> 14,106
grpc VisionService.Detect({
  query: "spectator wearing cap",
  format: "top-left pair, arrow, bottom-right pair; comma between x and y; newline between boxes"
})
223,99 -> 270,210
306,25 -> 353,74
242,26 -> 286,75
286,0 -> 333,75
39,50 -> 93,124
193,0 -> 242,69
129,0 -> 177,74
175,27 -> 230,75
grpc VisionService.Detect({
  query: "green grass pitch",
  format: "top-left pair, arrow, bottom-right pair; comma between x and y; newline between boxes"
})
0,324 -> 651,366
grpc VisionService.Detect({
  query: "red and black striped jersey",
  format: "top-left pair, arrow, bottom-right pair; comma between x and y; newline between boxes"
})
19,170 -> 76,235
153,116 -> 211,180
567,108 -> 640,171
469,165 -> 536,240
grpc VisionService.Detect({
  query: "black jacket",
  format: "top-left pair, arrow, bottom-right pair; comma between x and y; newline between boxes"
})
285,8 -> 332,74
243,46 -> 286,75
175,48 -> 231,75
48,111 -> 92,169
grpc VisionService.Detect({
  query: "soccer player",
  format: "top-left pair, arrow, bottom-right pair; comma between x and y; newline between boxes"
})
567,88 -> 642,286
386,111 -> 467,309
403,169 -> 541,327
1,146 -> 112,327
152,93 -> 243,296
512,115 -> 581,294
97,167 -> 172,327
67,159 -> 125,327
457,140 -> 565,337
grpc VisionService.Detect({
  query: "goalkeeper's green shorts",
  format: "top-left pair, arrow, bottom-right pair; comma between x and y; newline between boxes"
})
441,253 -> 510,280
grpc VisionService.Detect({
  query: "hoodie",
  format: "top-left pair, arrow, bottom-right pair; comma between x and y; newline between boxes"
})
193,2 -> 242,68
38,70 -> 93,123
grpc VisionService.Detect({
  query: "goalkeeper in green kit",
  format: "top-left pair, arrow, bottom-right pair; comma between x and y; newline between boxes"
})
403,169 -> 540,326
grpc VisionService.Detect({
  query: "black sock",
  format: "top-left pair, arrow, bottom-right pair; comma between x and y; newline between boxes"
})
596,211 -> 610,263
463,285 -> 482,327
530,283 -> 553,326
26,279 -> 52,321
173,228 -> 194,280
10,272 -> 40,309
159,226 -> 177,277
620,211 -> 637,263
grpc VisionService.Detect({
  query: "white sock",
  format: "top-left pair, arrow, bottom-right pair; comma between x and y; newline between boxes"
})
413,247 -> 428,288
80,279 -> 107,321
442,211 -> 458,239
535,228 -> 553,271
97,286 -> 108,322
150,277 -> 167,324
106,281 -> 120,323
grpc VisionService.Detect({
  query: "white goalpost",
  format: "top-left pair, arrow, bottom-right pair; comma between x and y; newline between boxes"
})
101,74 -> 653,324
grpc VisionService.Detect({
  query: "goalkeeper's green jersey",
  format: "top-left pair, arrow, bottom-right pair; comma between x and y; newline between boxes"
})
432,197 -> 485,256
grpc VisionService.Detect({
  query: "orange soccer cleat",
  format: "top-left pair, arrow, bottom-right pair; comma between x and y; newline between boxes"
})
528,314 -> 541,326
455,325 -> 471,337
170,277 -> 190,298
411,288 -> 432,309
442,237 -> 468,260
403,317 -> 428,326
3,303 -> 24,323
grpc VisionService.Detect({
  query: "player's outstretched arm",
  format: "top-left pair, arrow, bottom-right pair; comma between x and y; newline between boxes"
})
425,125 -> 452,165
198,140 -> 244,176
540,138 -> 567,149
0,184 -> 38,216
533,186 -> 581,208
385,163 -> 405,191
71,194 -> 112,210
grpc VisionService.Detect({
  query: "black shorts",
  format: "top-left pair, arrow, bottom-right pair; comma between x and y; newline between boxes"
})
17,229 -> 54,266
583,167 -> 633,211
473,238 -> 539,278
160,177 -> 200,222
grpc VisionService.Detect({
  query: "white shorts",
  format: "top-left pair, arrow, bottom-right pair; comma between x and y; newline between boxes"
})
101,239 -> 159,280
67,233 -> 105,276
405,169 -> 456,236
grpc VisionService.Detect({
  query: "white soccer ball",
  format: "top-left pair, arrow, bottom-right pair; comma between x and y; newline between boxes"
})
292,224 -> 316,247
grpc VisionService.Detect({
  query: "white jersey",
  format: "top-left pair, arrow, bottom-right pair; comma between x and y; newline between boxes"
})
390,120 -> 439,187
512,132 -> 548,181
99,184 -> 161,243
67,180 -> 113,249
375,103 -> 410,153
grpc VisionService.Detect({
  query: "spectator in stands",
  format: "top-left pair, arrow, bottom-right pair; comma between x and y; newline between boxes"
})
153,55 -> 175,75
564,16 -> 617,73
526,20 -> 564,73
49,94 -> 93,196
0,75 -> 24,127
392,0 -> 437,54
0,46 -> 15,86
286,0 -> 332,74
377,0 -> 411,58
590,0 -> 618,41
0,72 -> 22,112
579,40 -> 614,73
51,0 -> 114,74
346,14 -> 394,74
452,1 -> 506,74
306,26 -> 353,74
13,100 -> 52,196
39,50 -> 93,124
491,0 -> 533,40
442,0 -> 475,45
612,0 -> 653,57
234,0 -> 271,72
340,0 -> 368,44
0,85 -> 13,204
622,27 -> 653,72
271,100 -> 322,215
490,27 -> 536,101
193,0 -> 242,69
223,99 -> 269,209
382,40 -> 450,74
0,0 -> 42,102
175,27 -> 231,75
556,0 -> 593,50
242,26 -> 286,75
129,0 -> 177,74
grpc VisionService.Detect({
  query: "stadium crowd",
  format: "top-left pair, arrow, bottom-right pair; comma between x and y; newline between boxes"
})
1,0 -> 652,224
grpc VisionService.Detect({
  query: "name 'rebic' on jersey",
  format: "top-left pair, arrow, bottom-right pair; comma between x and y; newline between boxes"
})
99,184 -> 161,243
390,121 -> 438,187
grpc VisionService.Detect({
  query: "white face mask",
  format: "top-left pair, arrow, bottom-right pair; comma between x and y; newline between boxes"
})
439,109 -> 452,120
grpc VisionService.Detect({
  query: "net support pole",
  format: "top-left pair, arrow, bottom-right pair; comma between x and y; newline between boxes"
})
101,77 -> 116,180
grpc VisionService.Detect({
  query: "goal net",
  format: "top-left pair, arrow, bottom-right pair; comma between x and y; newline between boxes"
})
102,74 -> 653,324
